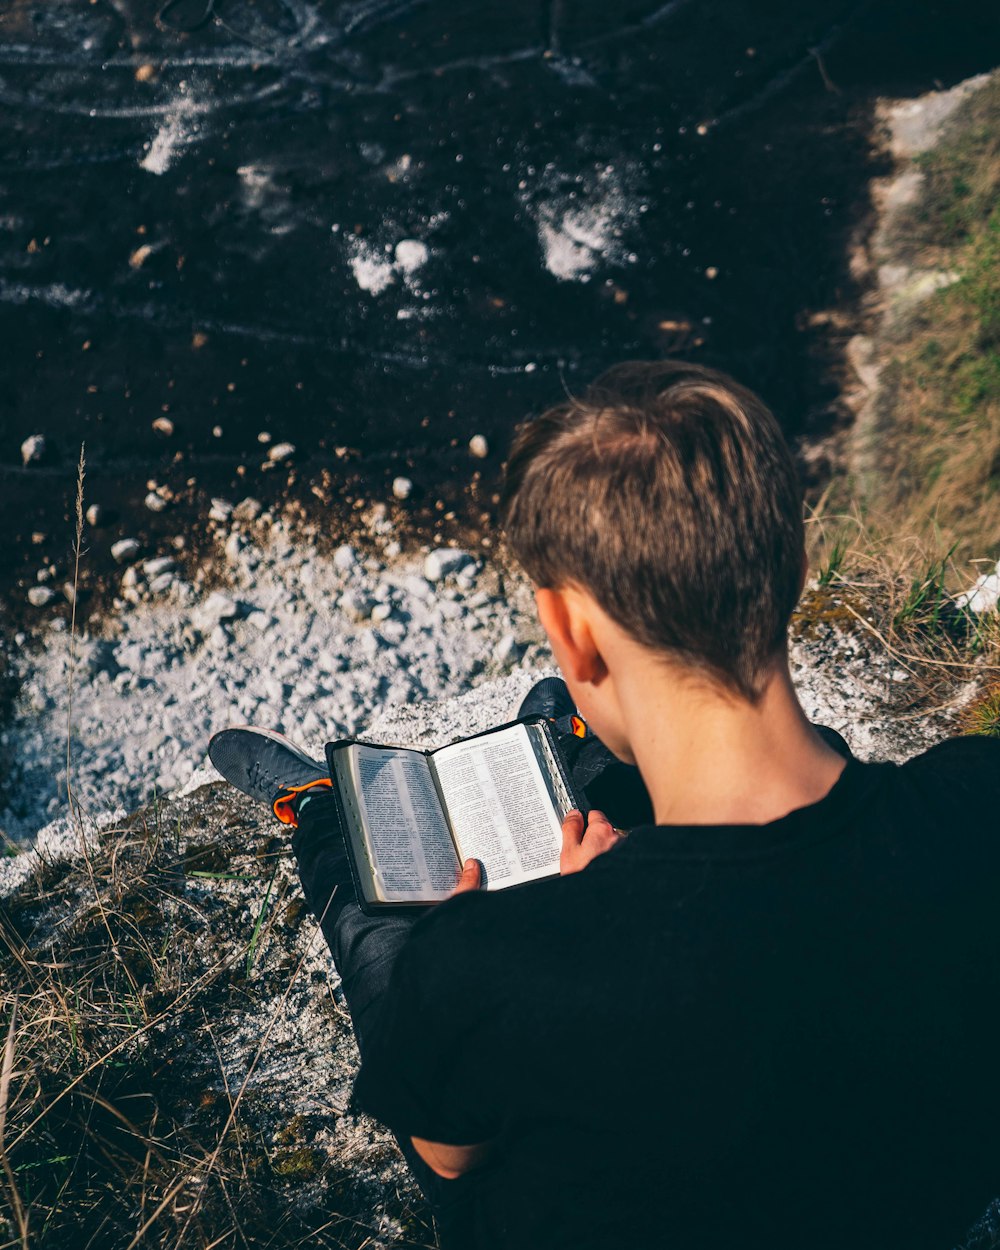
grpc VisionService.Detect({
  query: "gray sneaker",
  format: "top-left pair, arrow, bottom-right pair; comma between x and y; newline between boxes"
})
208,727 -> 329,824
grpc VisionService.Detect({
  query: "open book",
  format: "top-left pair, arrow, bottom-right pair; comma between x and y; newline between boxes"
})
324,717 -> 580,910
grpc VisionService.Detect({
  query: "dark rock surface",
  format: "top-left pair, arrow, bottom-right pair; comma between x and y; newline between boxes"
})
2,0 -> 999,627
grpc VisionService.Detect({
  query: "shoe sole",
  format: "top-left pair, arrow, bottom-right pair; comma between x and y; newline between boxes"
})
208,726 -> 326,773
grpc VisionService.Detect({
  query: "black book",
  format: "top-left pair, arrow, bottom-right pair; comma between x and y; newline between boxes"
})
324,715 -> 581,912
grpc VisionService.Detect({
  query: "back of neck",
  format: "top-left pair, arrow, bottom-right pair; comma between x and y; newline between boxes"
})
621,658 -> 847,828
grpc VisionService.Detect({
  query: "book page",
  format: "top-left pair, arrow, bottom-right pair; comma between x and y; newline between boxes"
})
350,745 -> 460,902
432,724 -> 564,889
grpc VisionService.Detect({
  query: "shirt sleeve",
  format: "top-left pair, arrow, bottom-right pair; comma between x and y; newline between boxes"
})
352,892 -> 503,1145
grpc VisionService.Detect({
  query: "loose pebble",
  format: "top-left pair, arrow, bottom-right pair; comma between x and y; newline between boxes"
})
194,591 -> 239,631
20,434 -> 46,465
394,239 -> 429,273
494,633 -> 521,665
85,504 -> 105,527
268,442 -> 296,463
333,544 -> 357,572
148,572 -> 175,595
233,497 -> 263,523
341,589 -> 374,622
209,498 -> 234,523
152,416 -> 175,437
143,557 -> 176,577
27,586 -> 56,607
468,434 -> 489,459
424,547 -> 472,582
144,491 -> 168,514
111,538 -> 141,564
224,532 -> 245,564
392,476 -> 413,500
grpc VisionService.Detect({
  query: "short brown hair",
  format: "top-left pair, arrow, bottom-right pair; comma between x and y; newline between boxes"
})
501,361 -> 804,701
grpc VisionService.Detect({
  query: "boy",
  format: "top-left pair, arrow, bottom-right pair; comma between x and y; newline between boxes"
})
210,361 -> 1000,1249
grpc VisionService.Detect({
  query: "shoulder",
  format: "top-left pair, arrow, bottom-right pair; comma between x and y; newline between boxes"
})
901,734 -> 1000,779
893,734 -> 1000,807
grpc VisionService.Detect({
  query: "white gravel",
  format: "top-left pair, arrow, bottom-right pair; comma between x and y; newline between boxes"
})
0,519 -> 548,846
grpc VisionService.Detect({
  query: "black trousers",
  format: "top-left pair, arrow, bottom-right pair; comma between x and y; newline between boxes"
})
291,797 -> 471,1228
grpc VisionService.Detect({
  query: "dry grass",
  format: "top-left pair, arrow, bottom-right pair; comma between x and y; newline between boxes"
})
804,509 -> 1000,715
0,793 -> 432,1250
871,76 -> 1000,561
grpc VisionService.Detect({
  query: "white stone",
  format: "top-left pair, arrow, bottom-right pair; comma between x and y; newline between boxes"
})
955,562 -> 1000,615
268,442 -> 296,463
341,589 -> 373,622
394,239 -> 429,274
209,497 -> 234,523
195,591 -> 239,629
360,631 -> 382,657
144,491 -> 168,513
246,610 -> 274,633
209,624 -> 230,652
20,434 -> 45,465
371,602 -> 393,624
424,548 -> 471,582
392,475 -> 413,500
233,497 -> 263,523
85,504 -> 105,527
224,532 -> 245,564
152,416 -> 175,437
403,573 -> 433,601
494,633 -> 520,665
468,434 -> 489,459
333,544 -> 357,572
27,586 -> 56,607
121,567 -> 139,589
148,572 -> 175,595
111,538 -> 141,564
143,556 -> 176,577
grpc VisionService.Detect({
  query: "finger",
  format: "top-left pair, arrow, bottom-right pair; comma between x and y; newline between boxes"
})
584,809 -> 614,836
582,809 -> 621,852
561,809 -> 585,851
452,857 -> 482,895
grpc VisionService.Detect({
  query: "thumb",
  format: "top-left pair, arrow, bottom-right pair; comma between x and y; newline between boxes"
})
452,857 -> 483,896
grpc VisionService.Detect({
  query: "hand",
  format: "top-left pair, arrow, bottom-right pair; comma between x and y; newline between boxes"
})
560,809 -> 625,876
450,857 -> 483,897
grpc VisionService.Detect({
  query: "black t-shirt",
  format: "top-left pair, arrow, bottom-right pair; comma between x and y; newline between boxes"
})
354,737 -> 1000,1250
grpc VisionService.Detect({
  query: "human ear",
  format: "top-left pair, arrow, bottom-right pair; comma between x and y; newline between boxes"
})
535,587 -> 607,685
